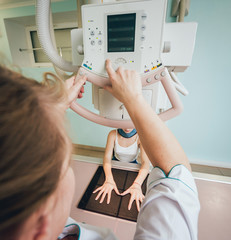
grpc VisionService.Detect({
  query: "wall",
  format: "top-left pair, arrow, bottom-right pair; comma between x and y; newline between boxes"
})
0,0 -> 231,167
166,0 -> 231,167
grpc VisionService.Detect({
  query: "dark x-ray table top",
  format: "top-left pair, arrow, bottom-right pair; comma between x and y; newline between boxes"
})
77,166 -> 148,222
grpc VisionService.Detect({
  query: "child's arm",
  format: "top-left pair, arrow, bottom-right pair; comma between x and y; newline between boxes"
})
102,130 -> 115,183
93,130 -> 120,204
121,143 -> 149,211
134,143 -> 150,185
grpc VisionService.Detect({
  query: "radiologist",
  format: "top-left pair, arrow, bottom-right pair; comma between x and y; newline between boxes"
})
0,58 -> 200,240
104,59 -> 200,239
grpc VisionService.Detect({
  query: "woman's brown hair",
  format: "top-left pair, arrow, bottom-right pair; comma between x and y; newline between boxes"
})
0,66 -> 71,239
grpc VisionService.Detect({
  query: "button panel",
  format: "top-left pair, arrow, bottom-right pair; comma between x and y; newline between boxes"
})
146,78 -> 152,83
84,26 -> 104,71
115,58 -> 127,65
141,12 -> 147,20
141,25 -> 146,31
87,27 -> 103,50
140,12 -> 147,45
161,71 -> 166,77
154,74 -> 160,80
142,67 -> 167,87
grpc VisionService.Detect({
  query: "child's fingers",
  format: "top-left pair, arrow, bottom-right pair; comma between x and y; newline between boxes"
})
128,195 -> 135,210
114,186 -> 120,196
99,190 -> 107,204
120,188 -> 130,196
136,198 -> 141,212
93,186 -> 102,194
107,190 -> 112,204
95,188 -> 104,201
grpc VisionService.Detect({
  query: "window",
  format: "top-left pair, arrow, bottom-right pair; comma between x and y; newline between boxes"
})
28,27 -> 75,66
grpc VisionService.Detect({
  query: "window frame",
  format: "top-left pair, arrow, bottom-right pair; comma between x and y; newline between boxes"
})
25,22 -> 77,67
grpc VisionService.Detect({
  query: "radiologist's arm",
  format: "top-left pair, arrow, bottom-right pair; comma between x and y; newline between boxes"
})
93,130 -> 120,204
43,72 -> 86,110
105,60 -> 191,175
64,75 -> 86,108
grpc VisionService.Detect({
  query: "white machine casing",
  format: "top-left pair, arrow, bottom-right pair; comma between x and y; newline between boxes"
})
36,0 -> 196,128
36,0 -> 197,127
81,0 -> 166,76
161,22 -> 198,72
78,0 -> 168,120
69,0 -> 198,126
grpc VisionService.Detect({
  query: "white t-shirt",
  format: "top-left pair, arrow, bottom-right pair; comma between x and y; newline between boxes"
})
114,130 -> 139,163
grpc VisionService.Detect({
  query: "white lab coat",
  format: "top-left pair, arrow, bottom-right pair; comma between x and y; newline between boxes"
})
135,164 -> 200,240
58,217 -> 118,240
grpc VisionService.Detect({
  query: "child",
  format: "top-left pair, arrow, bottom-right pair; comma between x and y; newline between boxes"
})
93,128 -> 150,212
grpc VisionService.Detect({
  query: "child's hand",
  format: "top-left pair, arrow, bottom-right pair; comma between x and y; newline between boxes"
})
65,75 -> 87,108
121,182 -> 145,212
93,180 -> 120,204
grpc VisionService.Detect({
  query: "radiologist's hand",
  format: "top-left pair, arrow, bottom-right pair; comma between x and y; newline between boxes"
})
65,75 -> 87,108
121,182 -> 145,212
93,180 -> 120,204
104,59 -> 143,105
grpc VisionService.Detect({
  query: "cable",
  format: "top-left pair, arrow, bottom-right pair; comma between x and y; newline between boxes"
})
169,71 -> 189,96
178,0 -> 186,22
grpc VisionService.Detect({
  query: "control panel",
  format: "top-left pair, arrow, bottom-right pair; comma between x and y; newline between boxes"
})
81,0 -> 166,76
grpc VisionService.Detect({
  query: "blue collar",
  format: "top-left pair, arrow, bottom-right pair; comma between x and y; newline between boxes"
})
118,129 -> 137,138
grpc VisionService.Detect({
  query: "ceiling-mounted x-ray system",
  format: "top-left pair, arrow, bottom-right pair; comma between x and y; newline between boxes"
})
36,0 -> 197,128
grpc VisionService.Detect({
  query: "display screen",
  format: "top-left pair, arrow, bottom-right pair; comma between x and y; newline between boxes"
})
107,13 -> 136,52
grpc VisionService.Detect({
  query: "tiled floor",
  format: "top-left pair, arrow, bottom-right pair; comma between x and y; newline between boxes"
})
73,145 -> 231,177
